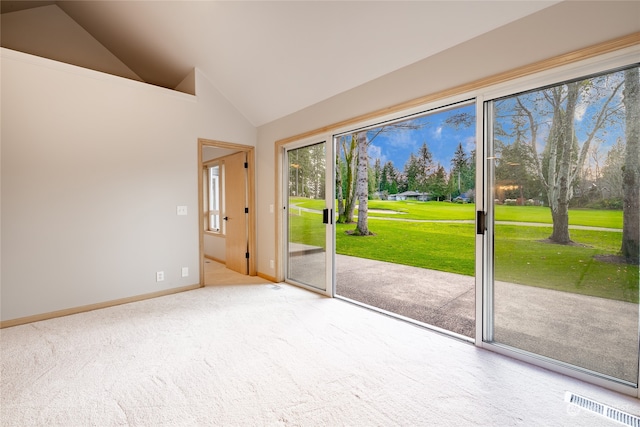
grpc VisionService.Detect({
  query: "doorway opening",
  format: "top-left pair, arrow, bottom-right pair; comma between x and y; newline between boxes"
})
333,101 -> 477,339
198,139 -> 257,285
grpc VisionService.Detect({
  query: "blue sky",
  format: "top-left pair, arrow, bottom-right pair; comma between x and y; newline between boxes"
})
366,103 -> 476,174
492,68 -> 628,164
357,67 -> 629,178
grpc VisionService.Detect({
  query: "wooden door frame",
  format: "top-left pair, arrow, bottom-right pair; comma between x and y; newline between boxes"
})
198,138 -> 257,286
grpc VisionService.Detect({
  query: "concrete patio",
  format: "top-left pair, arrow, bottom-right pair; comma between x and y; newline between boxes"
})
336,254 -> 638,384
289,246 -> 639,384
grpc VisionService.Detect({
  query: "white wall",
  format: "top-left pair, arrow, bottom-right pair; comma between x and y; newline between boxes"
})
254,1 -> 640,278
204,235 -> 226,262
1,49 -> 256,321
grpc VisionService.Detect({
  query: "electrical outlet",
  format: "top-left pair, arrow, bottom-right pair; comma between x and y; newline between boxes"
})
177,205 -> 188,216
181,267 -> 189,277
156,271 -> 165,282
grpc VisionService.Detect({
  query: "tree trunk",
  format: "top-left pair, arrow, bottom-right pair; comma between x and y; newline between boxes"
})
338,137 -> 357,223
549,197 -> 572,243
621,67 -> 640,263
336,146 -> 344,220
355,132 -> 371,235
344,141 -> 357,223
548,84 -> 579,244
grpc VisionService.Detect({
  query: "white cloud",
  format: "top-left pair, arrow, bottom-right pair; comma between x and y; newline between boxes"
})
574,98 -> 589,122
368,144 -> 385,165
433,126 -> 443,139
464,136 -> 476,153
386,130 -> 418,152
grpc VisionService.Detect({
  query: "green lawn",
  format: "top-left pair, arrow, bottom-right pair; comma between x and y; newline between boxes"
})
365,200 -> 475,220
290,198 -> 623,228
337,220 -> 475,275
287,198 -> 637,303
494,205 -> 623,228
494,225 -> 637,303
288,209 -> 325,248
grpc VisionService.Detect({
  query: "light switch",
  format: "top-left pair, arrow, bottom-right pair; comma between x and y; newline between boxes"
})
177,205 -> 188,216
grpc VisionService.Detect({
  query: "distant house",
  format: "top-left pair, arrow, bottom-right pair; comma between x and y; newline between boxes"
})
388,191 -> 429,201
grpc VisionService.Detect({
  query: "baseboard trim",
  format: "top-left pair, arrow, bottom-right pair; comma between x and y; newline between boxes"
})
0,284 -> 202,329
204,255 -> 225,264
257,272 -> 277,283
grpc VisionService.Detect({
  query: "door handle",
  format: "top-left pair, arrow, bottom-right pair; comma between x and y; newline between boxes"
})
476,211 -> 486,235
223,216 -> 229,221
322,208 -> 332,224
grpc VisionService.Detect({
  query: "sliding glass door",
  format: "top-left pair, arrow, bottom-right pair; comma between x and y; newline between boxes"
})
285,141 -> 333,293
279,53 -> 639,393
485,65 -> 639,385
333,101 -> 477,339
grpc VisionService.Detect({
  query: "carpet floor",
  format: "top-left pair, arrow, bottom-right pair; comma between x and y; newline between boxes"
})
1,282 -> 638,426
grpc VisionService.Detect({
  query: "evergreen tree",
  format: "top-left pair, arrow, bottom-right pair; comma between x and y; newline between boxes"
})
415,142 -> 435,192
403,154 -> 420,191
450,142 -> 468,198
380,160 -> 398,195
372,158 -> 382,195
427,164 -> 448,201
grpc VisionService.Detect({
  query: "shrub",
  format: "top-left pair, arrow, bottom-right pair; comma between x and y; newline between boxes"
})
586,198 -> 623,210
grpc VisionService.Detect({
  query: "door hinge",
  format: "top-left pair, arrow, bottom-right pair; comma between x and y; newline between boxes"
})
244,162 -> 248,169
245,207 -> 249,214
245,252 -> 250,259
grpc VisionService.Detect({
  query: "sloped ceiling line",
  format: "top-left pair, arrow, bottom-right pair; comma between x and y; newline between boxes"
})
2,1 -> 561,126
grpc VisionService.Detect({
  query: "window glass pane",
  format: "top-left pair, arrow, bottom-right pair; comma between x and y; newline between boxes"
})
210,214 -> 219,231
287,142 -> 327,290
489,65 -> 639,384
335,101 -> 477,338
208,165 -> 220,232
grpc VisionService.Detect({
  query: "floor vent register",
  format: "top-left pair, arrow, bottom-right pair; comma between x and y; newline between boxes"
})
565,392 -> 640,427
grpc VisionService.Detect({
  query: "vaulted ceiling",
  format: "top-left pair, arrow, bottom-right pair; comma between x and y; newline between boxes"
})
1,1 -> 560,126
